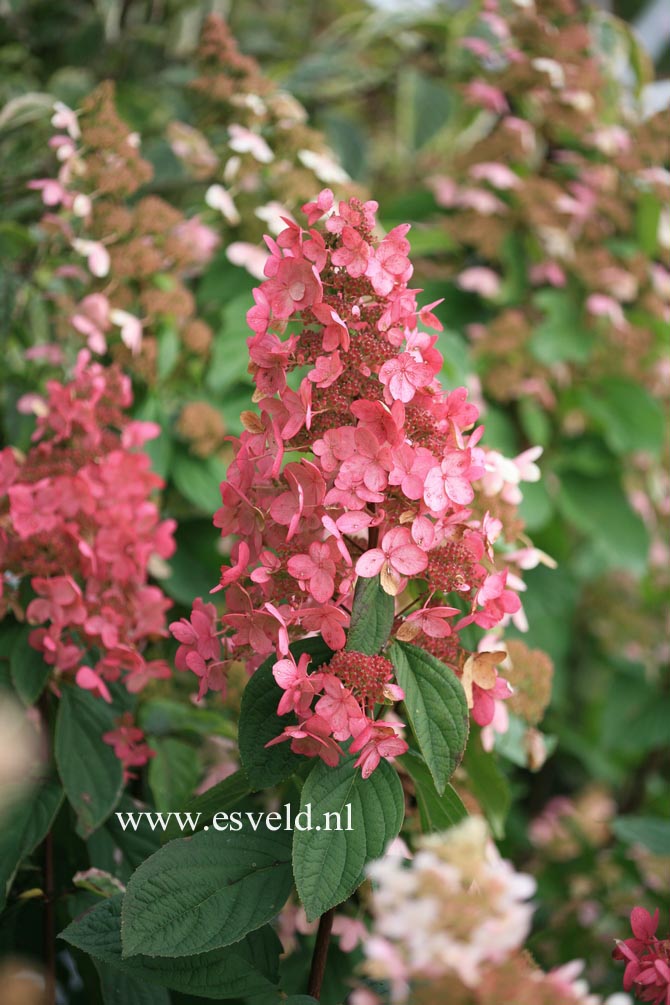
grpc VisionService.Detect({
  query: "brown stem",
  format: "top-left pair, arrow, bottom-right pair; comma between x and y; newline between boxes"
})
44,829 -> 56,1005
307,907 -> 335,999
38,690 -> 56,1005
368,504 -> 379,550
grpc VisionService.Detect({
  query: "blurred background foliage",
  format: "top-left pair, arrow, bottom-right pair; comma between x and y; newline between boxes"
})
0,0 -> 668,1002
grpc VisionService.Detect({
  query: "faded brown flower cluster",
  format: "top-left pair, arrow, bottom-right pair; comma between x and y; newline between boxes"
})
416,0 -> 669,407
168,15 -> 360,245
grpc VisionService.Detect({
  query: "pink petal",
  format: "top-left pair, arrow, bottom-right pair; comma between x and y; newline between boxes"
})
355,549 -> 386,578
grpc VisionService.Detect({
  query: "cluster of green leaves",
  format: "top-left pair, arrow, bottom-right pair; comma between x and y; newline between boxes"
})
43,578 -> 478,1003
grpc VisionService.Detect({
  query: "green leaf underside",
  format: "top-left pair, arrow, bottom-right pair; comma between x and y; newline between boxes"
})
389,641 -> 469,795
54,687 -> 124,838
293,754 -> 404,922
345,575 -> 394,655
0,779 -> 63,910
121,826 -> 293,958
239,636 -> 333,790
62,895 -> 280,998
399,751 -> 468,833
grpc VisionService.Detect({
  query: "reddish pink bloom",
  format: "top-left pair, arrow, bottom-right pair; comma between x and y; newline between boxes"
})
424,450 -> 476,511
378,352 -> 435,404
266,258 -> 323,318
472,570 -> 521,629
404,605 -> 460,639
356,527 -> 428,596
301,188 -> 334,225
300,605 -> 349,650
308,350 -> 344,388
170,597 -> 221,673
331,225 -> 371,278
288,541 -> 338,604
614,907 -> 670,1005
266,713 -> 342,767
349,721 -> 408,779
273,652 -> 324,716
315,675 -> 365,740
365,225 -> 413,296
163,191 -> 541,775
103,712 -> 155,777
75,666 -> 112,703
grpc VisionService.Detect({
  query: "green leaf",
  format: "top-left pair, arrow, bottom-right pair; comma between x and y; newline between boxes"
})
171,451 -> 226,515
103,795 -> 162,875
345,575 -> 394,655
612,816 -> 670,857
10,628 -> 50,705
399,751 -> 467,833
55,687 -> 124,838
579,378 -> 664,457
293,754 -> 404,922
636,191 -> 661,255
62,896 -> 281,998
239,637 -> 333,790
148,739 -> 200,813
207,294 -> 255,394
389,642 -> 469,795
139,697 -> 234,739
557,473 -> 649,575
517,479 -> 554,532
161,769 -> 251,842
517,397 -> 552,449
462,735 -> 510,839
0,779 -> 63,909
529,290 -> 594,365
121,825 -> 293,958
131,397 -> 172,480
157,323 -> 180,381
95,962 -> 171,1004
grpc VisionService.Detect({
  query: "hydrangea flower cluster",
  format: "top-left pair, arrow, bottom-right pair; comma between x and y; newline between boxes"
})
614,907 -> 670,1005
169,15 -> 357,280
171,190 -> 546,775
364,816 -> 536,992
420,0 -> 670,407
357,817 -> 607,1005
31,83 -> 220,373
0,352 -> 175,748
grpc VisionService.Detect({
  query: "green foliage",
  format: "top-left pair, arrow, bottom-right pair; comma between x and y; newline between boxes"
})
62,895 -> 281,998
121,827 -> 292,958
529,291 -> 594,365
389,641 -> 469,794
612,816 -> 670,856
0,779 -> 63,910
147,738 -> 200,813
557,473 -> 649,575
161,769 -> 251,842
54,687 -> 124,838
578,378 -> 665,456
293,754 -> 404,921
462,735 -> 510,840
399,751 -> 468,833
9,627 -> 50,705
239,637 -> 333,790
345,574 -> 395,655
